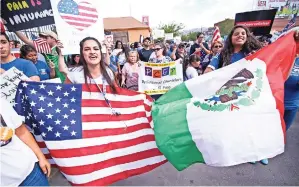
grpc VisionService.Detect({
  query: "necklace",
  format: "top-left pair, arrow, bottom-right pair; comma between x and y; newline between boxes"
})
92,77 -> 127,132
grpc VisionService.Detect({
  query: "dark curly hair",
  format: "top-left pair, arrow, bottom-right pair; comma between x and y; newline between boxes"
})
218,25 -> 262,68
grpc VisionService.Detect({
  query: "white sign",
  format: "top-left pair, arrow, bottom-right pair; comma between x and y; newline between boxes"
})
152,29 -> 165,39
138,61 -> 183,95
50,0 -> 105,54
105,35 -> 114,47
254,0 -> 299,16
164,33 -> 174,40
1,67 -> 28,105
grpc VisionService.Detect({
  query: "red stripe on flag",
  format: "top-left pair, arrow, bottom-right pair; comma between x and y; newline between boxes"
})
49,135 -> 155,158
69,160 -> 167,186
82,85 -> 145,96
82,112 -> 146,122
82,99 -> 144,108
59,148 -> 163,175
64,21 -> 93,27
60,16 -> 96,23
78,12 -> 98,18
83,123 -> 151,138
78,5 -> 97,12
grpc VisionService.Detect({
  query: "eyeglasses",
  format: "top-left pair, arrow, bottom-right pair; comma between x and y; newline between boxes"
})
154,48 -> 162,51
214,45 -> 222,48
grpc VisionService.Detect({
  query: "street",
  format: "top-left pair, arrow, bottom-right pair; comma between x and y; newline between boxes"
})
49,113 -> 299,186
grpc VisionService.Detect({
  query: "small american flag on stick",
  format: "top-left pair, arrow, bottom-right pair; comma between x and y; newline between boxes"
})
33,38 -> 52,54
212,26 -> 221,44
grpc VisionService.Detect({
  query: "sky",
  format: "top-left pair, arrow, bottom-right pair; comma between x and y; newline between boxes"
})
99,0 -> 255,29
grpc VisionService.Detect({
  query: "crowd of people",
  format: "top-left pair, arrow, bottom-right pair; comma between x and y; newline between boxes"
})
0,24 -> 299,186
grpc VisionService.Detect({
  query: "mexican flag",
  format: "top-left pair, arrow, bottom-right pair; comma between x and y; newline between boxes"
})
152,31 -> 298,171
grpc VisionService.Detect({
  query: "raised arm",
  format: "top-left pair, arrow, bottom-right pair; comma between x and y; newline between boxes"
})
15,31 -> 34,47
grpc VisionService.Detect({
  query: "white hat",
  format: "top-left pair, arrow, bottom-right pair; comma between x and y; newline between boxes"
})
39,30 -> 58,40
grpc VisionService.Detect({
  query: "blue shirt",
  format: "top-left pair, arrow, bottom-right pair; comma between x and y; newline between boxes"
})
1,58 -> 38,77
35,60 -> 50,81
284,57 -> 299,109
209,52 -> 246,70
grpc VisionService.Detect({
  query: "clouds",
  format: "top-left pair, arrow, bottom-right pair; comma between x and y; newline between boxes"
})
99,0 -> 253,29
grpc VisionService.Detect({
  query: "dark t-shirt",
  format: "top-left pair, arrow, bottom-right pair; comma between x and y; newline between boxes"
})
190,42 -> 209,62
138,48 -> 154,62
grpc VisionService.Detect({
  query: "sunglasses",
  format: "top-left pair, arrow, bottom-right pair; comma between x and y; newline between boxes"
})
214,45 -> 223,48
154,48 -> 162,51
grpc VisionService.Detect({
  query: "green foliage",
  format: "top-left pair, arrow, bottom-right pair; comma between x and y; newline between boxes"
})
216,19 -> 234,36
181,32 -> 198,42
158,22 -> 185,37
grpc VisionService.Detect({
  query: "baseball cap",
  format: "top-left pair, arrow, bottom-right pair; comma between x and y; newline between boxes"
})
39,30 -> 58,40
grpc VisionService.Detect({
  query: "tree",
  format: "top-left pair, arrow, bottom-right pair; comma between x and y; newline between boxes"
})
181,32 -> 198,42
158,22 -> 185,37
216,19 -> 234,36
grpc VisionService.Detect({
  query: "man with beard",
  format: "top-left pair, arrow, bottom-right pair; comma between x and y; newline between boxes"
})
138,37 -> 154,62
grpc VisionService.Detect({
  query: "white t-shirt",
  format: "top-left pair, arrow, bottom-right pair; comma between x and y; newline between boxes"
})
0,99 -> 38,186
67,66 -> 115,84
186,66 -> 199,80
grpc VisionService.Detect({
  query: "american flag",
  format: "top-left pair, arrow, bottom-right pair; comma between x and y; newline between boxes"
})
33,38 -> 52,54
282,13 -> 297,33
14,81 -> 166,186
212,26 -> 221,44
58,0 -> 98,31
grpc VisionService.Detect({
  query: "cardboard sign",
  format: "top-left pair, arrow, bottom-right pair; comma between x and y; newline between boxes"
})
138,61 -> 183,95
1,67 -> 28,105
1,0 -> 55,31
50,0 -> 105,55
235,9 -> 277,35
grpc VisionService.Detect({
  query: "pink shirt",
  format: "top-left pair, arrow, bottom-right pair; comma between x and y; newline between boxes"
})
122,62 -> 139,91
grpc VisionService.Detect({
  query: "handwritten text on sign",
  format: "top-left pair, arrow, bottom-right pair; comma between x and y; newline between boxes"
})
1,0 -> 55,31
1,67 -> 28,105
138,61 -> 183,95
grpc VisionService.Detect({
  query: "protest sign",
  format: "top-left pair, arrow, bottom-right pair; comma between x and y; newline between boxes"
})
152,29 -> 165,39
138,61 -> 183,95
50,0 -> 104,55
1,67 -> 28,105
1,0 -> 55,31
165,33 -> 174,40
235,9 -> 277,35
105,35 -> 113,47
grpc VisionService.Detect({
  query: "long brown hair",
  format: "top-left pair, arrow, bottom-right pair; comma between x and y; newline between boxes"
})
79,37 -> 116,92
219,25 -> 262,68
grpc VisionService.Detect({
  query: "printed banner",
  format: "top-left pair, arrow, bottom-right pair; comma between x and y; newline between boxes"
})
138,61 -> 183,95
235,9 -> 277,35
50,0 -> 104,55
1,67 -> 28,105
1,0 -> 55,31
